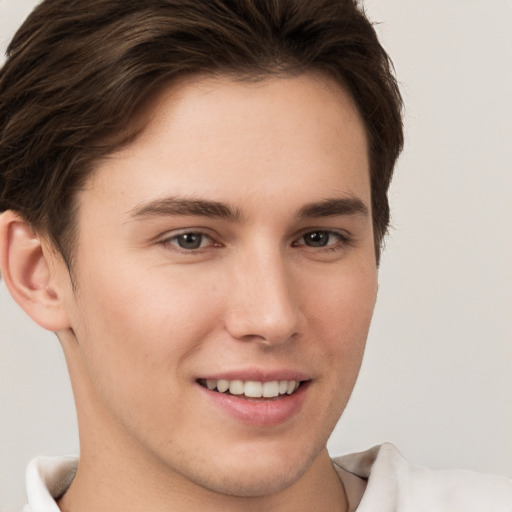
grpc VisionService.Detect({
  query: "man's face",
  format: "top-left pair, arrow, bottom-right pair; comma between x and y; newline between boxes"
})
58,73 -> 377,496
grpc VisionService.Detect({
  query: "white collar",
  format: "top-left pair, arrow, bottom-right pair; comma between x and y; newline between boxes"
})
23,455 -> 78,512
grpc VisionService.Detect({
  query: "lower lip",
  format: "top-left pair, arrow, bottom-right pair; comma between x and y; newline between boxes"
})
198,382 -> 310,427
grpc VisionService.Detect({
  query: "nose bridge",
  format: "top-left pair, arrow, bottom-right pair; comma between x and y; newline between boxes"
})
225,243 -> 299,344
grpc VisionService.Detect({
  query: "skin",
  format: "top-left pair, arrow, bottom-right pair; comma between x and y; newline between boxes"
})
1,73 -> 377,511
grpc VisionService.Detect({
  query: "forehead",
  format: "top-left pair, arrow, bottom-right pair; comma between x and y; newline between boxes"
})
82,72 -> 370,221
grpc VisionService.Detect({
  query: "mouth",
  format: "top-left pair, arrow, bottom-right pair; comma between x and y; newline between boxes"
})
196,375 -> 310,426
197,378 -> 304,399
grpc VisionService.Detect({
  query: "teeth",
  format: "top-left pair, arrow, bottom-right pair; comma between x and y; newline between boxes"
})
263,381 -> 279,398
245,381 -> 263,398
217,379 -> 229,393
202,379 -> 302,398
229,380 -> 244,395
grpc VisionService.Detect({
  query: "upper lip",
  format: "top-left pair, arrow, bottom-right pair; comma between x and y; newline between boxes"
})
197,369 -> 312,383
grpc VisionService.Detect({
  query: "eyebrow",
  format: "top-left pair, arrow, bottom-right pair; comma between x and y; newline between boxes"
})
128,195 -> 368,223
129,197 -> 244,222
298,197 -> 369,219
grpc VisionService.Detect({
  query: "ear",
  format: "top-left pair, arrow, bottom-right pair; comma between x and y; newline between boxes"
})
0,211 -> 71,332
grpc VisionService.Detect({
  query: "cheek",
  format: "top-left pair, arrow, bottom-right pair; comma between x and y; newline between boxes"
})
71,261 -> 224,391
306,262 -> 377,368
313,260 -> 376,323
68,275 -> 226,442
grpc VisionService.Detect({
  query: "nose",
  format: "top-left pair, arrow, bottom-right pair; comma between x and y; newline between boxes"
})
224,247 -> 300,346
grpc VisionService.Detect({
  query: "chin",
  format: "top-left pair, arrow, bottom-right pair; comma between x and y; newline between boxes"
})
198,462 -> 309,498
178,442 -> 321,499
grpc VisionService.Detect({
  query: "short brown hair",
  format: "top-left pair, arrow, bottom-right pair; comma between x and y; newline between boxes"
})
0,0 -> 403,268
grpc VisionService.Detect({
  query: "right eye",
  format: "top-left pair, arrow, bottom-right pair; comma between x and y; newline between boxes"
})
161,231 -> 217,251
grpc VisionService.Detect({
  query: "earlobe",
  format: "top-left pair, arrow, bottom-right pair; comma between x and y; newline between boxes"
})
0,211 -> 71,332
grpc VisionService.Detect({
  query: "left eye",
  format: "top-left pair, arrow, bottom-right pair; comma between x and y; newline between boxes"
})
168,232 -> 212,250
296,230 -> 344,248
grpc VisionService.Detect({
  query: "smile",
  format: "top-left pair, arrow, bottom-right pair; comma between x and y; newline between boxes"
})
198,379 -> 302,398
197,376 -> 310,426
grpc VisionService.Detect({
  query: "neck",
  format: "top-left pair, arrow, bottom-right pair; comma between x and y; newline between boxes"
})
58,446 -> 347,512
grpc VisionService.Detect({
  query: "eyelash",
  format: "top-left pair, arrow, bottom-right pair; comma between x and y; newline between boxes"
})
292,230 -> 352,251
159,229 -> 352,255
160,231 -> 219,252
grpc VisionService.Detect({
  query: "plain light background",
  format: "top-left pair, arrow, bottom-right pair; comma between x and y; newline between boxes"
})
1,0 -> 511,510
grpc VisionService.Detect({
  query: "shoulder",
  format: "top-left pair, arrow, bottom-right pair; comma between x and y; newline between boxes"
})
333,443 -> 512,512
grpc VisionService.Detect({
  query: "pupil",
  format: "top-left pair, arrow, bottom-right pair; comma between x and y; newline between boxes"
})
178,233 -> 202,249
305,231 -> 328,247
